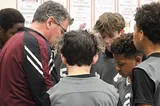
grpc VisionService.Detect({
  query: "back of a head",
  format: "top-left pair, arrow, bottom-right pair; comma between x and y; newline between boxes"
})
33,0 -> 71,23
0,8 -> 25,32
93,12 -> 125,36
135,2 -> 160,44
57,30 -> 104,66
111,33 -> 143,58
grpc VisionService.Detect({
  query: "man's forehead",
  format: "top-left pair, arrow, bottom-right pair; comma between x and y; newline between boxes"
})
114,54 -> 131,63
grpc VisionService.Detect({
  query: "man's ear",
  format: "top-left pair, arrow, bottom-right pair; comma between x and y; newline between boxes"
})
91,54 -> 99,65
135,56 -> 142,65
139,30 -> 144,42
0,26 -> 4,39
46,16 -> 55,30
61,54 -> 67,65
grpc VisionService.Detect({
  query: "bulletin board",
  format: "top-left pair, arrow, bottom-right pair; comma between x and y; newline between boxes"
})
117,0 -> 138,23
16,0 -> 42,27
94,0 -> 116,23
140,0 -> 155,6
17,0 -> 157,32
43,0 -> 67,8
69,0 -> 92,31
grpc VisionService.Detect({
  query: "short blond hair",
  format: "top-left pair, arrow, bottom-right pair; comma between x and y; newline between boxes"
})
93,12 -> 125,36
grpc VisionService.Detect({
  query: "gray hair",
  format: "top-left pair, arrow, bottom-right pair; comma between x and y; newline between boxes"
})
33,0 -> 71,24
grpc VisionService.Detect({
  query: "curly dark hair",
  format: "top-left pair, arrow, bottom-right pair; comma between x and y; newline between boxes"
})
56,30 -> 105,66
0,8 -> 25,32
135,2 -> 160,44
111,33 -> 143,58
93,12 -> 125,36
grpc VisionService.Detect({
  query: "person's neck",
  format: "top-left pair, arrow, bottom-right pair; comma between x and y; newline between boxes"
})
0,41 -> 3,49
67,65 -> 91,76
128,76 -> 132,83
29,21 -> 49,41
105,48 -> 113,58
144,43 -> 160,57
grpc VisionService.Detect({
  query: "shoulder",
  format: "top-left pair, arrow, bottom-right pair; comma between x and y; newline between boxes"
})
97,79 -> 119,98
47,81 -> 68,104
91,53 -> 116,71
115,77 -> 126,88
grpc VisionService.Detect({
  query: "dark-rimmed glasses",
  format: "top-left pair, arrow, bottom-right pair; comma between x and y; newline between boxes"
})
54,20 -> 67,34
46,15 -> 67,34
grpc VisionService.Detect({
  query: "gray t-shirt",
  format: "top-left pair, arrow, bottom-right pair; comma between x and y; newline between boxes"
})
116,77 -> 132,106
46,76 -> 119,106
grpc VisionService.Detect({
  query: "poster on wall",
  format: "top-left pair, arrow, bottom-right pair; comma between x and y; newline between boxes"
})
17,0 -> 42,27
117,0 -> 138,33
69,0 -> 92,31
43,0 -> 67,8
94,0 -> 115,23
140,0 -> 156,6
117,0 -> 138,22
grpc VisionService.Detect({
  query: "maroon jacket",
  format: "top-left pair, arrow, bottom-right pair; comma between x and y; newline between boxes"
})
0,28 -> 58,106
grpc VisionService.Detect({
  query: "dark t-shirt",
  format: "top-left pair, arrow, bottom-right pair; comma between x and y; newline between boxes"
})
132,68 -> 155,105
91,52 -> 118,85
132,53 -> 159,105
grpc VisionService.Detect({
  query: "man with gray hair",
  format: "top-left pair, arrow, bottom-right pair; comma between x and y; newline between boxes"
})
0,1 -> 72,106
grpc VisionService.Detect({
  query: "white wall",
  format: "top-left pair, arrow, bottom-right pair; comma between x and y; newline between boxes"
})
0,0 -> 66,27
51,0 -> 67,7
1,0 -> 160,32
0,0 -> 17,9
0,0 -> 66,10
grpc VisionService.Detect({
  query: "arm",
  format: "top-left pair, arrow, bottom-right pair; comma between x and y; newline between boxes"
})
42,93 -> 51,106
132,68 -> 155,106
23,33 -> 56,105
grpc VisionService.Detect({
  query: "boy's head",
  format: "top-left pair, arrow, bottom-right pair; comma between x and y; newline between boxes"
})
111,33 -> 143,78
94,12 -> 125,51
0,8 -> 25,47
133,2 -> 160,51
56,30 -> 104,67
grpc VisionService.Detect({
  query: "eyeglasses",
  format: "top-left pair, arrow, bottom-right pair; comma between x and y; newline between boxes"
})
54,20 -> 67,34
46,15 -> 67,34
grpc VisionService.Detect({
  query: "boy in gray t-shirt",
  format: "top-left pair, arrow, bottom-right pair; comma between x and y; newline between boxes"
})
42,30 -> 119,106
